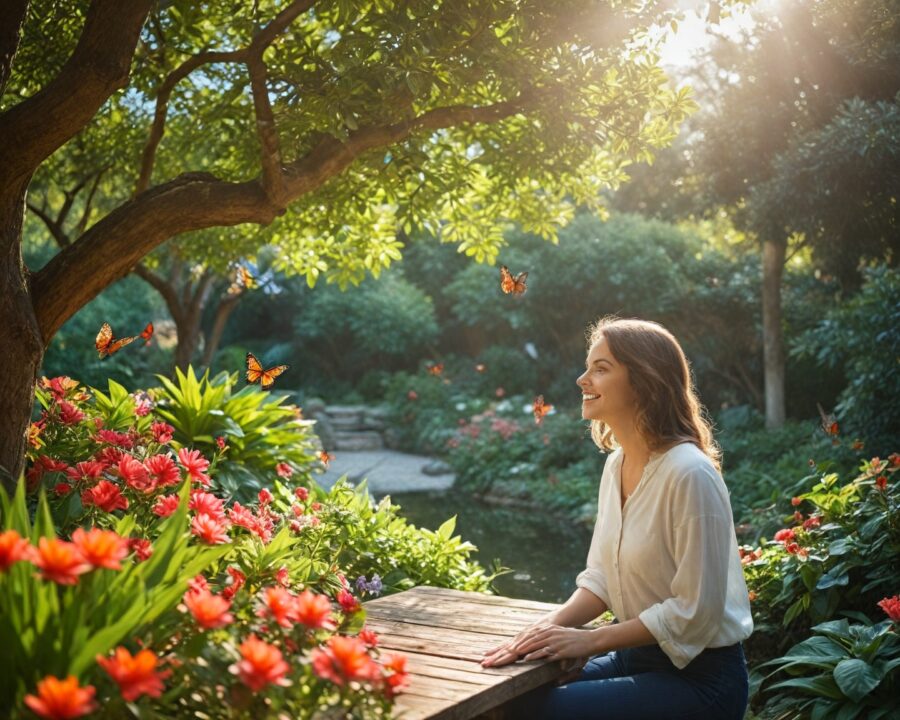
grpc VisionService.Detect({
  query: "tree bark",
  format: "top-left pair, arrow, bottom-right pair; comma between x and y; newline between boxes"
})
0,180 -> 44,491
762,236 -> 787,428
201,292 -> 243,367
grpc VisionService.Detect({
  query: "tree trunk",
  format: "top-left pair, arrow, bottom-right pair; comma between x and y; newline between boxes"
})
762,236 -> 787,428
201,293 -> 242,367
0,182 -> 44,493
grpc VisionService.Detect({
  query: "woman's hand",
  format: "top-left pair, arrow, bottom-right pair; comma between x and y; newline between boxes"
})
481,623 -> 600,668
481,622 -> 552,668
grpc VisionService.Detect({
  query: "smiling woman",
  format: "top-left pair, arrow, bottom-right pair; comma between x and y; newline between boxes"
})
480,316 -> 753,720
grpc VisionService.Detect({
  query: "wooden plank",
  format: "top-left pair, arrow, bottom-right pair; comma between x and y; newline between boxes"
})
380,585 -> 563,613
364,601 -> 549,628
363,615 -> 522,644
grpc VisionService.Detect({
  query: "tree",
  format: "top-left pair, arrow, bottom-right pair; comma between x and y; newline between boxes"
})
0,0 -> 698,489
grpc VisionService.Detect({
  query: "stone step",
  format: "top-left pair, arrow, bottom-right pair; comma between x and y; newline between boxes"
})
334,431 -> 385,451
330,415 -> 367,430
327,405 -> 365,421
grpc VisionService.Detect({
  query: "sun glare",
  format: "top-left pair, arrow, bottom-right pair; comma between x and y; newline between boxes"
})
657,2 -> 759,70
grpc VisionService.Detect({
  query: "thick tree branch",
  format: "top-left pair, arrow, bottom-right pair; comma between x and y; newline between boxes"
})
134,0 -> 316,195
0,0 -> 153,187
26,202 -> 69,248
33,91 -> 539,343
0,0 -> 30,99
248,54 -> 286,203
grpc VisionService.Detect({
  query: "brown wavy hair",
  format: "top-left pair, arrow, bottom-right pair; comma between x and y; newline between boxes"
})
586,316 -> 721,471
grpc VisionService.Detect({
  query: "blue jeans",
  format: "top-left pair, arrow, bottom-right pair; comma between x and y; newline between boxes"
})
506,641 -> 749,720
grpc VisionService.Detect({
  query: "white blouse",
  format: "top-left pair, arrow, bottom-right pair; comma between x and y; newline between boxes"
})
575,442 -> 754,670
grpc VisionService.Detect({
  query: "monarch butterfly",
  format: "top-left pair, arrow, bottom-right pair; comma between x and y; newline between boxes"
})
139,322 -> 154,346
227,266 -> 256,295
533,395 -> 553,425
95,323 -> 137,358
318,450 -> 334,467
816,403 -> 839,436
500,265 -> 528,295
245,352 -> 289,390
426,362 -> 444,376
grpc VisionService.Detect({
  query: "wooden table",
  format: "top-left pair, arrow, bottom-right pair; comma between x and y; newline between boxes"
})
362,585 -> 602,720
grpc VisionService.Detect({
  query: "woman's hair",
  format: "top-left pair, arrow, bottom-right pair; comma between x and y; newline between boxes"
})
586,315 -> 721,471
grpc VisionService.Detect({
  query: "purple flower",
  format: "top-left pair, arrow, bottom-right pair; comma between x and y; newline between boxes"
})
355,575 -> 369,593
367,574 -> 383,596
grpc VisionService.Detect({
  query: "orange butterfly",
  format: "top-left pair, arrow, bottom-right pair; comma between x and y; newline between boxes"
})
246,352 -> 289,390
139,322 -> 154,346
426,362 -> 444,376
500,265 -> 528,295
533,395 -> 553,425
95,323 -> 137,358
318,450 -> 334,467
816,403 -> 839,437
227,266 -> 256,296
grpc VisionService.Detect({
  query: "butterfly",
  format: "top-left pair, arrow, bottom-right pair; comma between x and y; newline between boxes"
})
139,322 -> 154,346
533,395 -> 553,425
816,403 -> 839,436
426,362 -> 444,376
500,265 -> 528,295
318,450 -> 334,467
245,352 -> 289,390
95,323 -> 138,358
227,266 -> 256,296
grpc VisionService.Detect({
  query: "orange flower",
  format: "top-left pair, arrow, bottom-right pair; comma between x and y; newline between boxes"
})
97,647 -> 171,701
24,675 -> 97,719
379,653 -> 410,698
293,589 -> 336,630
0,529 -> 31,572
231,635 -> 290,691
257,586 -> 296,628
748,590 -> 758,602
183,587 -> 233,630
30,538 -> 92,585
311,635 -> 379,686
71,528 -> 129,570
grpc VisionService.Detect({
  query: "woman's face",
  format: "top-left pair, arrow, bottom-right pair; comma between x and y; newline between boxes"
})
576,336 -> 636,423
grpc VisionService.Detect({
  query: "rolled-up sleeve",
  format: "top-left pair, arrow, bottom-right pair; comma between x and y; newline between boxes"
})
638,512 -> 731,669
575,509 -> 611,609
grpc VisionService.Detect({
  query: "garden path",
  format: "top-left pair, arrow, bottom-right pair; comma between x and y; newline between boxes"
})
316,449 -> 455,498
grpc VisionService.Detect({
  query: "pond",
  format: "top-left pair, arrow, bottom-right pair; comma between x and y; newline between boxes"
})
384,489 -> 593,604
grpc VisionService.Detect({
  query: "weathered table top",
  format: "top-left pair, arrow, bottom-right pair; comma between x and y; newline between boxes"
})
362,585 -> 582,720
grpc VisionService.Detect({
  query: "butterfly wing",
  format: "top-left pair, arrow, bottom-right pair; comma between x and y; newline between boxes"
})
533,395 -> 552,424
513,271 -> 528,294
140,322 -> 154,345
246,353 -> 264,384
499,265 -> 515,294
96,323 -> 113,357
259,364 -> 289,390
107,335 -> 137,355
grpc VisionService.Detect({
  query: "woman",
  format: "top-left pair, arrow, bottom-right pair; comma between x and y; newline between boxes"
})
480,317 -> 753,719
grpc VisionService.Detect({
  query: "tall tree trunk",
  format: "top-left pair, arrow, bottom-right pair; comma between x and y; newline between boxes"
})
201,293 -> 242,367
0,182 -> 43,492
762,236 -> 787,428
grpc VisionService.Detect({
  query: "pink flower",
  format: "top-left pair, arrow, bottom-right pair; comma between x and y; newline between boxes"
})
118,455 -> 154,493
191,513 -> 230,544
773,528 -> 795,544
151,422 -> 174,444
81,481 -> 128,513
145,455 -> 180,488
65,461 -> 106,484
129,538 -> 153,562
877,595 -> 900,622
294,486 -> 309,502
337,588 -> 360,614
94,447 -> 124,467
276,566 -> 290,587
189,491 -> 226,519
258,488 -> 273,506
222,567 -> 246,600
95,429 -> 134,449
275,463 -> 293,478
802,515 -> 821,530
177,448 -> 210,486
152,494 -> 180,518
215,436 -> 228,451
58,401 -> 85,425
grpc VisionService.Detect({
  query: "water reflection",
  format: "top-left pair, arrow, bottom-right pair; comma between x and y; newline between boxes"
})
383,490 -> 592,603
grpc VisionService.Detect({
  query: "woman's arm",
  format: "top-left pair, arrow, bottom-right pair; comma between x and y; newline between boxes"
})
545,587 -> 609,628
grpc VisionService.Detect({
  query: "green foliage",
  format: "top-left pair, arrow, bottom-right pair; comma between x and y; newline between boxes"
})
153,366 -> 322,503
791,266 -> 900,455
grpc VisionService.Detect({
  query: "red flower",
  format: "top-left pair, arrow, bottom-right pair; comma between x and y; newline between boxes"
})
293,589 -> 336,630
311,635 -> 379,686
232,635 -> 291,691
95,429 -> 134,449
37,456 -> 69,474
81,480 -> 128,513
337,588 -> 360,613
30,538 -> 92,585
94,446 -> 124,467
227,502 -> 258,531
177,448 -> 210,486
189,491 -> 225,519
793,510 -> 803,523
188,574 -> 209,595
276,566 -> 290,587
152,494 -> 180,518
53,482 -> 72,496
294,486 -> 309,502
191,513 -> 231,545
790,496 -> 802,507
71,528 -> 129,570
275,463 -> 294,478
151,422 -> 174,444
773,528 -> 795,544
876,475 -> 888,491
40,376 -> 79,402
24,675 -> 97,720
222,566 -> 246,600
358,627 -> 379,648
97,647 -> 171,701
257,586 -> 297,628
0,529 -> 31,572
802,515 -> 821,530
258,488 -> 273,506
65,460 -> 105,484
58,401 -> 85,426
379,653 -> 410,698
877,595 -> 900,622
216,435 -> 228,451
183,587 -> 233,629
118,455 -> 154,493
129,538 -> 153,562
145,454 -> 180,488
